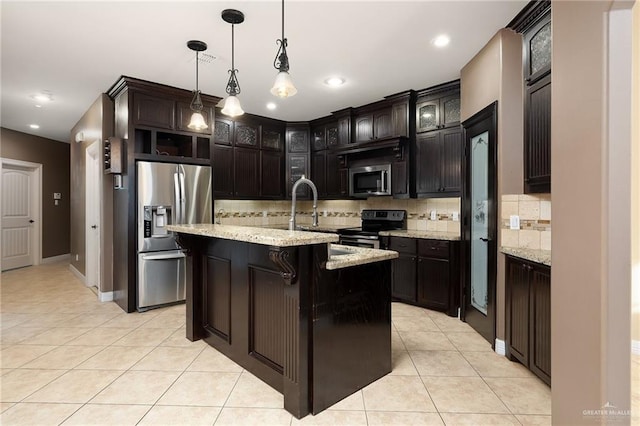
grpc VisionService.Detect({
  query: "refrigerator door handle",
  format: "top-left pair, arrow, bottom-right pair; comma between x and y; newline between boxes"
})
173,172 -> 182,224
141,252 -> 186,261
178,165 -> 186,224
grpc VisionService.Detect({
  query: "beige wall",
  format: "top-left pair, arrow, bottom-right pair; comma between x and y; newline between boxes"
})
460,28 -> 524,342
552,1 -> 636,423
69,94 -> 114,292
1,128 -> 70,258
632,0 -> 640,421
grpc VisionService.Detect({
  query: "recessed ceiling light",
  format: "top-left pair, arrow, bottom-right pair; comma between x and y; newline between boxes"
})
266,102 -> 277,110
34,104 -> 42,108
31,93 -> 53,102
29,124 -> 40,129
324,77 -> 345,87
432,35 -> 450,48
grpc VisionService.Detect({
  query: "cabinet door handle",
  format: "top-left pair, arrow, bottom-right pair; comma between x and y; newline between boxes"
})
480,237 -> 491,242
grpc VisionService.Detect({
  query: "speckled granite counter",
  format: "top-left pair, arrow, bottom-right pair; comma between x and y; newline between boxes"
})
501,247 -> 552,266
167,224 -> 338,247
379,229 -> 461,241
326,244 -> 398,270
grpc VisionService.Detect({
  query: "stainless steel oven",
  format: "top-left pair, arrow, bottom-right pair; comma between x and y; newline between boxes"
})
338,209 -> 406,248
338,234 -> 381,249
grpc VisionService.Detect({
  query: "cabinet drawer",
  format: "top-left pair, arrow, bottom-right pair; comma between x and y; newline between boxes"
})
418,240 -> 449,259
388,237 -> 416,254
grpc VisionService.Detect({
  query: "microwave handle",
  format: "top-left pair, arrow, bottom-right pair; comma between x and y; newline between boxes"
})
382,170 -> 387,193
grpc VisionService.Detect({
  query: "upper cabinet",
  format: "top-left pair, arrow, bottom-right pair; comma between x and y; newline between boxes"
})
212,112 -> 286,199
416,93 -> 460,133
518,6 -> 551,193
353,95 -> 411,143
413,81 -> 461,198
109,77 -> 220,166
286,124 -> 311,199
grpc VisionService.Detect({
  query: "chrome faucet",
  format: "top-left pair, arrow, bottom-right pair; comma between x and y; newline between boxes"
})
289,175 -> 318,230
216,208 -> 225,225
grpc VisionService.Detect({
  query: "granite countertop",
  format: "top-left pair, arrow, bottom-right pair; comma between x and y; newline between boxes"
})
379,229 -> 461,241
501,247 -> 552,266
168,224 -> 339,247
325,244 -> 399,270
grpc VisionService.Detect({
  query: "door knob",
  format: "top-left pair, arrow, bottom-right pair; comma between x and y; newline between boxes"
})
91,225 -> 98,229
480,237 -> 490,242
29,219 -> 35,223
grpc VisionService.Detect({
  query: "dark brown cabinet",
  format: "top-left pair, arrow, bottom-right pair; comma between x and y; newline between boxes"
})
385,236 -> 459,315
416,93 -> 460,133
326,152 -> 348,198
286,125 -> 311,199
212,114 -> 285,199
505,255 -> 551,385
213,145 -> 234,197
388,237 -> 417,303
417,240 -> 455,312
392,161 -> 409,197
522,9 -> 551,194
354,103 -> 408,143
312,151 -> 327,197
415,127 -> 462,197
133,92 -> 176,130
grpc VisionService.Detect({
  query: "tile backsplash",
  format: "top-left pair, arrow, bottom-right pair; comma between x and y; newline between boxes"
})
500,194 -> 551,251
214,197 -> 461,234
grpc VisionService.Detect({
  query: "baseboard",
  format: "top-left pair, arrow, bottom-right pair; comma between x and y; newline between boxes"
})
632,340 -> 640,356
68,264 -> 86,285
494,338 -> 506,356
42,253 -> 70,264
98,291 -> 114,303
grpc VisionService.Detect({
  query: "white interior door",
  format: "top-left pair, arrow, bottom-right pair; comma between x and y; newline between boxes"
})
1,164 -> 36,271
85,141 -> 101,288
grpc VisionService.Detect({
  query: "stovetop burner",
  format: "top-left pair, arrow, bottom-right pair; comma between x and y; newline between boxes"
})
338,209 -> 407,236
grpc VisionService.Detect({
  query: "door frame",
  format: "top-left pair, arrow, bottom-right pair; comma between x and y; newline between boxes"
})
461,102 -> 498,346
0,158 -> 43,270
85,141 -> 102,289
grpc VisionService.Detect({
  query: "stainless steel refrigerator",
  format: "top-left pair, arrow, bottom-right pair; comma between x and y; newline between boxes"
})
136,161 -> 212,311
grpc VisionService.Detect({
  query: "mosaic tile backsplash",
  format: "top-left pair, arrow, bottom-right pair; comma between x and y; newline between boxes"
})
214,198 -> 461,234
500,194 -> 551,251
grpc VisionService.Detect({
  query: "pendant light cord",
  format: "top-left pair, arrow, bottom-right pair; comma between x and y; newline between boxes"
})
195,51 -> 199,92
231,24 -> 235,71
281,0 -> 285,40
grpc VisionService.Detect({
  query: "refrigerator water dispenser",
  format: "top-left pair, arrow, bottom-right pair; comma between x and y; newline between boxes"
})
143,205 -> 172,238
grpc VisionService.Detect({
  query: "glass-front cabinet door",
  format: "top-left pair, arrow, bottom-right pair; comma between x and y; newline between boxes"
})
524,11 -> 551,84
416,100 -> 439,132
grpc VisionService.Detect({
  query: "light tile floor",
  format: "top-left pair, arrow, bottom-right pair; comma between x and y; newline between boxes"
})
0,261 -> 551,425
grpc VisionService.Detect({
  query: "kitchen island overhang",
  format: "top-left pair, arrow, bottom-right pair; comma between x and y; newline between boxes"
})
168,224 -> 398,419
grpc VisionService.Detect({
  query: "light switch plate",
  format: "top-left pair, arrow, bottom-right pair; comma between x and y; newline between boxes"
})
53,192 -> 62,199
509,215 -> 520,230
430,210 -> 437,221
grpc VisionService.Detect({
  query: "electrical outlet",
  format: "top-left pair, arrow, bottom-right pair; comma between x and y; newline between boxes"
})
53,192 -> 61,199
430,210 -> 437,221
323,210 -> 328,217
452,212 -> 459,222
509,215 -> 520,230
75,254 -> 79,261
262,210 -> 268,218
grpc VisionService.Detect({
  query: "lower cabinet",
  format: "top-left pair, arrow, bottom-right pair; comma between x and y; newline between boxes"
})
385,236 -> 459,316
505,255 -> 551,385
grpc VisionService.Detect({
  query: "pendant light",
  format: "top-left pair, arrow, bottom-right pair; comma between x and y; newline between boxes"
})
187,40 -> 208,130
270,0 -> 297,98
219,9 -> 245,117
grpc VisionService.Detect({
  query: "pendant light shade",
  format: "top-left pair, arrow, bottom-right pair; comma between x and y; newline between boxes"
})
220,9 -> 245,117
272,0 -> 297,98
270,71 -> 297,98
186,40 -> 209,130
219,95 -> 245,117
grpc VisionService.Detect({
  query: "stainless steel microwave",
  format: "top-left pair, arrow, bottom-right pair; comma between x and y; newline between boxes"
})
349,164 -> 392,197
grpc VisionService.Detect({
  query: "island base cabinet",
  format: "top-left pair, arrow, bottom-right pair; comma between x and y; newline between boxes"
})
179,234 -> 391,419
505,255 -> 551,385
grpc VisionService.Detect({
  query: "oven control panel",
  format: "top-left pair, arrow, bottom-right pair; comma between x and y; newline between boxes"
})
361,210 -> 406,221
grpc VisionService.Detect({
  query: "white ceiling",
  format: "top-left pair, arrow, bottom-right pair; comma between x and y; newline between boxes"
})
1,0 -> 527,143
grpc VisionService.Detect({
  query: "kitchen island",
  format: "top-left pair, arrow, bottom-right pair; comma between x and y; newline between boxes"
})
168,224 -> 398,419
